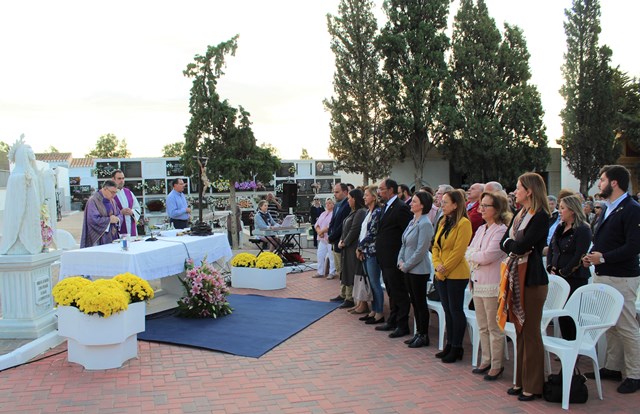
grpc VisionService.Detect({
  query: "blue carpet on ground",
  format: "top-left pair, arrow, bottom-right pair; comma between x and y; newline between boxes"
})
138,294 -> 341,358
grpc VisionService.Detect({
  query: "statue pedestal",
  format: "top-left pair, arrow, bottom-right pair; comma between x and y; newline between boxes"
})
0,251 -> 61,339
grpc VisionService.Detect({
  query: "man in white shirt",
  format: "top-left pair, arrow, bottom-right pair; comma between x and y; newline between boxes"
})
111,170 -> 141,236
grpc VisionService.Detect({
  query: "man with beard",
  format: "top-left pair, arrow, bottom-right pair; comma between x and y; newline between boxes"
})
374,178 -> 412,338
583,165 -> 640,394
111,169 -> 141,236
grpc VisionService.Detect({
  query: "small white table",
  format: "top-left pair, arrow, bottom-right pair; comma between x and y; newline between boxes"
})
59,233 -> 232,281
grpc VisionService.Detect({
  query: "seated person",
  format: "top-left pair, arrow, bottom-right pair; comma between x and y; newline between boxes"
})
254,200 -> 281,251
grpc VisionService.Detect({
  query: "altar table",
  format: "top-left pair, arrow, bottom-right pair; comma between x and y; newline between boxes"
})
59,234 -> 232,280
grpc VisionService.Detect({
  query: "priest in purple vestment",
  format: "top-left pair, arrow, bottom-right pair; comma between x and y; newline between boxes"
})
80,180 -> 123,248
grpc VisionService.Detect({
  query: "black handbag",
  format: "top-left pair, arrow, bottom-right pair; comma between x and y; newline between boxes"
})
543,369 -> 588,404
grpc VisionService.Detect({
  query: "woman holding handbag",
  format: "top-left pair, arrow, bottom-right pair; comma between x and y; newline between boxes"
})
499,172 -> 550,401
398,191 -> 434,348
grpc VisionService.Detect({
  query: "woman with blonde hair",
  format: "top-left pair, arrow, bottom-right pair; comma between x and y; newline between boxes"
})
499,172 -> 550,401
357,186 -> 385,324
432,189 -> 472,363
546,194 -> 592,340
467,191 -> 511,380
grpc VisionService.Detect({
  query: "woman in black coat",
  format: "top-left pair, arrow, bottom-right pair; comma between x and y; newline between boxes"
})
499,172 -> 550,402
546,194 -> 592,340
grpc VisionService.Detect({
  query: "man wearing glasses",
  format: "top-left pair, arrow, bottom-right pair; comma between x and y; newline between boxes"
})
80,180 -> 123,248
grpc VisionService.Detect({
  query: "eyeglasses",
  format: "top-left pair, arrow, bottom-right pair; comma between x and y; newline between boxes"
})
480,204 -> 494,209
594,207 -> 602,210
106,189 -> 118,195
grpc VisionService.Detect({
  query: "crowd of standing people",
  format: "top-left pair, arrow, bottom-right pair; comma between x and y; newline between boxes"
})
313,164 -> 640,401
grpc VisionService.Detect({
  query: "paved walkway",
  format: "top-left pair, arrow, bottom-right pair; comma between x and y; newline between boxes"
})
0,214 -> 636,413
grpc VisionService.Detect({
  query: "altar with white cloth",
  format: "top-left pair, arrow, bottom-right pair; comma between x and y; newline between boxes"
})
59,233 -> 232,281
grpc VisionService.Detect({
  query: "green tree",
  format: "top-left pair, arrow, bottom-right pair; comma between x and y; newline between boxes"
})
183,36 -> 279,247
86,133 -> 131,158
612,70 -> 640,152
441,0 -> 549,185
324,0 -> 392,185
0,141 -> 8,154
300,148 -> 312,159
45,145 -> 59,153
559,0 -> 618,196
162,142 -> 184,157
376,0 -> 451,188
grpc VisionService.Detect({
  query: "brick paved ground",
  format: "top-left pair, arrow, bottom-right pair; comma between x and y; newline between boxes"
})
0,268 -> 636,414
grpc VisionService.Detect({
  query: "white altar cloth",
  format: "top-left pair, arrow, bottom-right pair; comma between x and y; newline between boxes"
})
59,234 -> 232,280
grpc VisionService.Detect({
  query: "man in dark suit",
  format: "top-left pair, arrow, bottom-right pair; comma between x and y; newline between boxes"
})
374,178 -> 412,338
328,183 -> 351,302
583,165 -> 640,394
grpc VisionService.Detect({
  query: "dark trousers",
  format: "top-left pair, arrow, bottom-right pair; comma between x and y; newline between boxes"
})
170,218 -> 189,229
559,277 -> 588,340
404,273 -> 430,335
436,278 -> 468,347
381,266 -> 410,331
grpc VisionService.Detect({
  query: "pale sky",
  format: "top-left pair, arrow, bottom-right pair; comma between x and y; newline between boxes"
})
0,0 -> 638,159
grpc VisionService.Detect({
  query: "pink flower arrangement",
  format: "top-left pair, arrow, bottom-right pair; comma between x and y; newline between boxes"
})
177,258 -> 232,318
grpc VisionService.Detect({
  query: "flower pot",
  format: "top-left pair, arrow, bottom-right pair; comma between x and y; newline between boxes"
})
231,267 -> 286,290
56,302 -> 146,370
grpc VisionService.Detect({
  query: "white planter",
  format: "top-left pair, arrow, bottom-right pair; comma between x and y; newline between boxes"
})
231,267 -> 287,290
56,301 -> 146,370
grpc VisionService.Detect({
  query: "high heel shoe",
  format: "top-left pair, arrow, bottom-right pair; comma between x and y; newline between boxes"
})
359,314 -> 374,321
408,334 -> 429,348
472,365 -> 491,375
435,344 -> 452,359
483,367 -> 504,381
517,393 -> 541,401
441,346 -> 463,363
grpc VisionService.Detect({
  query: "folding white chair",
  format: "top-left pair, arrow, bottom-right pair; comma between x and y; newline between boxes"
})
463,287 -> 480,366
542,284 -> 624,410
504,274 -> 570,384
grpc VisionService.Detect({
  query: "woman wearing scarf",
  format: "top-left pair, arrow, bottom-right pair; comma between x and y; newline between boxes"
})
499,172 -> 550,401
432,189 -> 472,363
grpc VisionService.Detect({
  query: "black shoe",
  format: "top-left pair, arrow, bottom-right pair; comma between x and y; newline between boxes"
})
585,367 -> 622,381
365,317 -> 385,325
441,346 -> 463,363
330,295 -> 345,302
359,315 -> 374,321
338,300 -> 355,309
388,328 -> 410,338
375,323 -> 396,331
618,378 -> 640,394
472,365 -> 491,375
404,334 -> 420,345
435,344 -> 452,359
484,367 -> 505,381
408,334 -> 429,348
506,387 -> 522,396
517,393 -> 541,401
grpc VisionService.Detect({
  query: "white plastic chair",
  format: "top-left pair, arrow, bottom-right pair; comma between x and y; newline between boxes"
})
424,281 -> 446,350
463,288 -> 480,366
542,284 -> 624,410
504,274 -> 571,384
55,229 -> 80,250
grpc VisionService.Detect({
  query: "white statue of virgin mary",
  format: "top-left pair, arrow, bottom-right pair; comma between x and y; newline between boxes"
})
0,135 -> 45,254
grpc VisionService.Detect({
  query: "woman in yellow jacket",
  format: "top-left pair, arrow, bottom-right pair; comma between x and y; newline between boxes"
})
432,189 -> 472,363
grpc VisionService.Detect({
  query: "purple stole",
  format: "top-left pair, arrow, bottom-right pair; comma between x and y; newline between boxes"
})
114,188 -> 138,236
